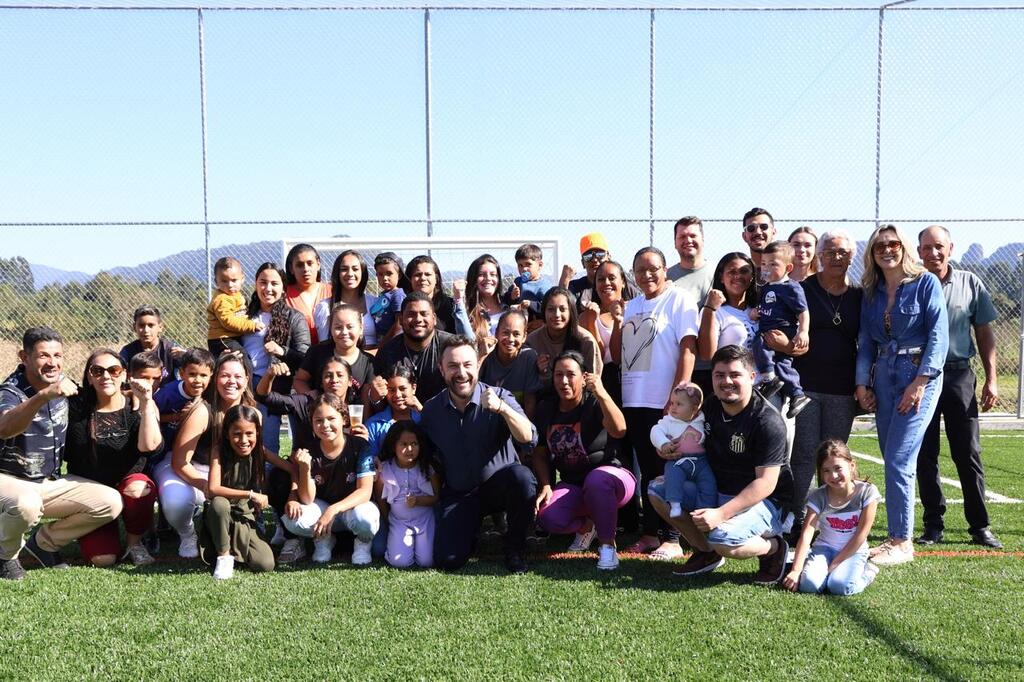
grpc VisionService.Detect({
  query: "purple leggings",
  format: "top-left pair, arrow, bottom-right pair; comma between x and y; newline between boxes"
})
536,466 -> 636,541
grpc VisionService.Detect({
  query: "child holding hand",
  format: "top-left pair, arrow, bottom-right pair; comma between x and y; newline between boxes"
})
782,439 -> 881,596
650,382 -> 716,519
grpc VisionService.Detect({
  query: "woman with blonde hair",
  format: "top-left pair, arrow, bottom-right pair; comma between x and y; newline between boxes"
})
854,224 -> 948,566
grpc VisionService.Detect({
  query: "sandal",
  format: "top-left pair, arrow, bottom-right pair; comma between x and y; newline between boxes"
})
648,542 -> 684,561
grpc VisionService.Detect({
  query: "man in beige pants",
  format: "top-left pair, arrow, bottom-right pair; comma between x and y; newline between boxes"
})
0,327 -> 123,580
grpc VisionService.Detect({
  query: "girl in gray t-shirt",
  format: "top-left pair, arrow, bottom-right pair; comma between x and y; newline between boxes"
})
783,439 -> 881,596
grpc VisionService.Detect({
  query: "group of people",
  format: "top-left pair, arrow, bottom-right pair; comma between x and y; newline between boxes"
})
0,209 -> 1004,595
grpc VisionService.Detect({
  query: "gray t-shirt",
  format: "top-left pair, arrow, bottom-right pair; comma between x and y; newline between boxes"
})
667,261 -> 714,371
806,481 -> 881,553
0,368 -> 68,481
940,268 -> 997,362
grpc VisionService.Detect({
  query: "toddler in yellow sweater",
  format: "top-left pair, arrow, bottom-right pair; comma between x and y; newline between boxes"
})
207,256 -> 263,357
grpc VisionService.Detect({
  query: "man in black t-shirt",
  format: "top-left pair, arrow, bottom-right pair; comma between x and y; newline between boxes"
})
649,344 -> 793,585
372,292 -> 454,405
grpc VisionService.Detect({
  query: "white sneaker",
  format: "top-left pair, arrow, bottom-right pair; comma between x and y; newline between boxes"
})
669,502 -> 683,518
864,561 -> 881,584
125,543 -> 155,567
178,530 -> 199,559
596,544 -> 619,571
213,555 -> 234,580
270,522 -> 286,546
351,538 -> 373,566
567,526 -> 597,552
312,535 -> 336,564
277,537 -> 306,565
870,541 -> 914,566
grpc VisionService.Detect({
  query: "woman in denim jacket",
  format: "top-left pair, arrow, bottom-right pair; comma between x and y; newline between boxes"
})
854,224 -> 948,566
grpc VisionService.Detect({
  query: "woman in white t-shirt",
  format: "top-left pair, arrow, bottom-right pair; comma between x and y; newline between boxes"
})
697,252 -> 758,362
617,247 -> 699,559
316,250 -> 379,351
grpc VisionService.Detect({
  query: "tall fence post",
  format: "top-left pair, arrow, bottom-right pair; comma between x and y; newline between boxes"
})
424,8 -> 434,239
647,8 -> 656,246
873,4 -> 885,226
197,8 -> 212,299
1018,251 -> 1024,418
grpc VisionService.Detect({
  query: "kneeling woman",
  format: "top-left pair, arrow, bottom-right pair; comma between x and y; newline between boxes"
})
283,394 -> 380,565
66,350 -> 163,567
533,351 -> 632,571
202,404 -> 275,579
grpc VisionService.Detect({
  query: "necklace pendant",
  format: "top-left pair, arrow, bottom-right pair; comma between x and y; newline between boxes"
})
832,311 -> 842,326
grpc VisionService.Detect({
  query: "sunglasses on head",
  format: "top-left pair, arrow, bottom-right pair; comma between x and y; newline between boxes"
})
88,364 -> 124,379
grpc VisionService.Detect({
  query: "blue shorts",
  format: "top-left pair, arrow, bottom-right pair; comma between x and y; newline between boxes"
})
649,479 -> 784,547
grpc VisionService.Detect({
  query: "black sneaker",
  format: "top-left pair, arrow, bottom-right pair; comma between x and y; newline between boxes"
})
672,550 -> 725,577
22,532 -> 69,570
504,552 -> 528,574
786,395 -> 812,419
970,528 -> 1003,549
754,536 -> 788,586
758,377 -> 784,400
916,527 -> 943,545
1,557 -> 26,581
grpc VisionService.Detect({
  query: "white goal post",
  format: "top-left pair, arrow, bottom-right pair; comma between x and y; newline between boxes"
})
281,236 -> 564,296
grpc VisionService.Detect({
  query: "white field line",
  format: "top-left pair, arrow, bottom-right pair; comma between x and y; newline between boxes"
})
849,450 -> 1023,504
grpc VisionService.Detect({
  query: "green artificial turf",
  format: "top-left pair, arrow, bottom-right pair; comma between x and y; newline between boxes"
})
1,432 -> 1021,681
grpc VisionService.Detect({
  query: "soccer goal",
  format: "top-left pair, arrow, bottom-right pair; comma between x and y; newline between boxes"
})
281,236 -> 564,297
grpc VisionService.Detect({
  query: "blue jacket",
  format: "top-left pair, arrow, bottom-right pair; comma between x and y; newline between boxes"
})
854,271 -> 949,387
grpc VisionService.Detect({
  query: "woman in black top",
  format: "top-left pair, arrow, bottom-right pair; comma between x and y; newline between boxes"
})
66,349 -> 162,567
406,255 -> 457,333
532,351 -> 632,571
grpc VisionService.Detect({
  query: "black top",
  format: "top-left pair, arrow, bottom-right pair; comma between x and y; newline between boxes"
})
793,277 -> 863,395
298,341 -> 374,404
259,390 -> 318,453
119,338 -> 181,389
702,392 -> 793,509
309,436 -> 372,504
66,400 -> 162,487
373,330 -> 456,405
433,295 -> 458,334
535,392 -> 620,487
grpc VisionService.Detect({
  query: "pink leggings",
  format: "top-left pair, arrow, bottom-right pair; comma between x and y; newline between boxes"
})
536,466 -> 636,541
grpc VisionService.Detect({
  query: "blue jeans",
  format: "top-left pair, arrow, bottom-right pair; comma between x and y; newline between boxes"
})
872,354 -> 942,539
798,545 -> 875,596
649,481 -> 784,547
662,456 -> 717,510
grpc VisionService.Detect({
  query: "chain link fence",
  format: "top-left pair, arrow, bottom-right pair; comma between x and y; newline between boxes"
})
1,2 -> 1022,414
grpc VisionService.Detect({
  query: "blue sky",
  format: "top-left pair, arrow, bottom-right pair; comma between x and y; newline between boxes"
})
2,1 -> 1022,277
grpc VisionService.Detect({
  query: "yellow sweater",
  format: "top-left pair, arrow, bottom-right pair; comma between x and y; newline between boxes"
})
207,292 -> 258,340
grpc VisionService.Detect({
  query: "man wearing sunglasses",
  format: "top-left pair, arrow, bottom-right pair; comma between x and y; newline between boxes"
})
0,327 -> 123,580
561,231 -> 640,312
741,207 -> 778,283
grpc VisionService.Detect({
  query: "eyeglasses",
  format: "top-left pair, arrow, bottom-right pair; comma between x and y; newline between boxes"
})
823,249 -> 852,260
633,266 -> 664,278
872,240 -> 903,255
581,250 -> 608,264
744,222 -> 772,234
89,364 -> 124,379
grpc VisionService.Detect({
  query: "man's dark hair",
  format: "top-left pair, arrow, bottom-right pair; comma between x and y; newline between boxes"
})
22,326 -> 62,353
401,290 -> 435,313
742,207 -> 774,226
129,351 -> 163,376
179,347 -> 215,371
674,216 -> 703,236
440,334 -> 478,359
711,344 -> 755,373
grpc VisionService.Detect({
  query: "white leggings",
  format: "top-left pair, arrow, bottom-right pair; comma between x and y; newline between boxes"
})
154,459 -> 208,537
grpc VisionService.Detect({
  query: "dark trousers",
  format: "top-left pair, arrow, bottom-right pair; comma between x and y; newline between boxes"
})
434,464 -> 537,570
917,365 -> 990,533
753,333 -> 804,398
624,407 -> 679,542
267,467 -> 297,540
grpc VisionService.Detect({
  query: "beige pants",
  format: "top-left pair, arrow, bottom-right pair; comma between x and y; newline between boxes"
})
0,473 -> 123,560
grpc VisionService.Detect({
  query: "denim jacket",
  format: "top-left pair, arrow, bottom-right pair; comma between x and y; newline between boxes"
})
854,271 -> 949,387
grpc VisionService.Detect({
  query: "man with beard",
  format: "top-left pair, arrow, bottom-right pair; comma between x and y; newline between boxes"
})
915,225 -> 1002,548
421,336 -> 538,573
741,207 -> 778,285
373,292 -> 455,405
0,327 -> 123,580
648,344 -> 793,585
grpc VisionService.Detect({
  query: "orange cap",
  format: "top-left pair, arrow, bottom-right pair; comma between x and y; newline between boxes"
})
579,232 -> 609,255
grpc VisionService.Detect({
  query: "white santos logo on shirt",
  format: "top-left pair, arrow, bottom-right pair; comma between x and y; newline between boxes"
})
730,433 -> 746,453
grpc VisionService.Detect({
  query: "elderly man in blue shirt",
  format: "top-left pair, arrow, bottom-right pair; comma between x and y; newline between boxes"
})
915,226 -> 1002,549
422,335 -> 538,574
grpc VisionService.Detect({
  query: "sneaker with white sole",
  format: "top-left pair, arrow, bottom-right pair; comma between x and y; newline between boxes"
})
124,543 -> 155,567
213,555 -> 235,580
277,537 -> 306,565
270,523 -> 286,547
351,538 -> 373,566
567,526 -> 597,552
596,544 -> 619,571
312,535 -> 336,564
870,541 -> 913,566
177,530 -> 199,559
